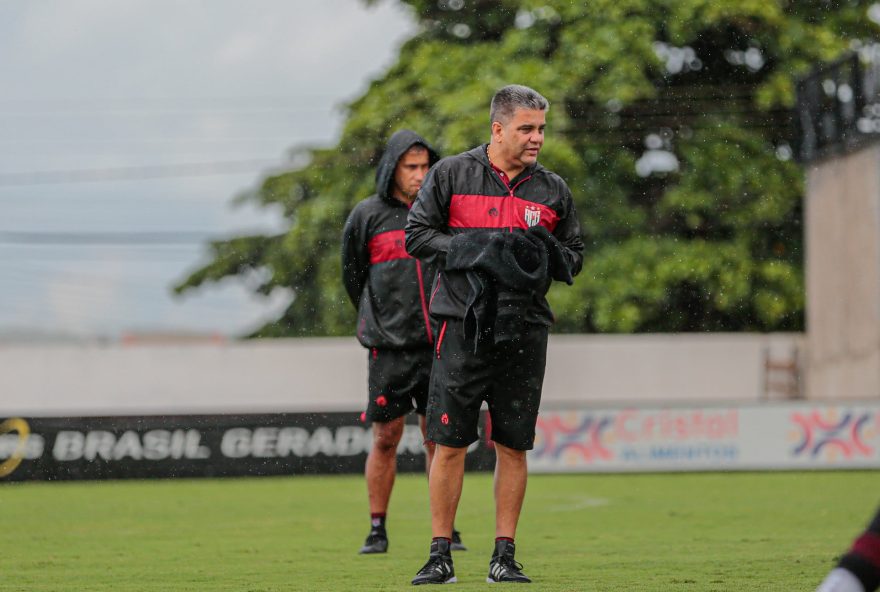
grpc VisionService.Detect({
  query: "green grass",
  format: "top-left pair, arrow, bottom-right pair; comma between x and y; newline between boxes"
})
0,471 -> 875,591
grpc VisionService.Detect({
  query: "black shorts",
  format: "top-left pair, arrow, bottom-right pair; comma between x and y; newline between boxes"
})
365,347 -> 432,423
426,318 -> 548,450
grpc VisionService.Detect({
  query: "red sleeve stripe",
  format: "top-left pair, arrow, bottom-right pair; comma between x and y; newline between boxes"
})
852,532 -> 880,567
448,194 -> 559,231
368,230 -> 411,264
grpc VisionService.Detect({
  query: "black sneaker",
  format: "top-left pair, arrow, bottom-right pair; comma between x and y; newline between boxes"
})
359,528 -> 388,554
412,539 -> 456,585
450,529 -> 467,552
487,540 -> 531,583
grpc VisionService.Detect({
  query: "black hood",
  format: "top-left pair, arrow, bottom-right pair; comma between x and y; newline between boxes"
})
375,129 -> 440,204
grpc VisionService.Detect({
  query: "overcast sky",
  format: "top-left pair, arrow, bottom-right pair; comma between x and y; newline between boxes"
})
0,0 -> 415,339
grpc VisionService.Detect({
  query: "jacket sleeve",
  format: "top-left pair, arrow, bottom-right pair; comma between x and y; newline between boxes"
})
405,164 -> 452,261
341,205 -> 369,309
553,183 -> 585,278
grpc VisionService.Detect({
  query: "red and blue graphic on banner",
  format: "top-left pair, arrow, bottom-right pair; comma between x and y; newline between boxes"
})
790,409 -> 878,460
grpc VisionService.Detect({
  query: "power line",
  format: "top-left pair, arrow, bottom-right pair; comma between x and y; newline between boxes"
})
0,159 -> 284,186
0,137 -> 299,145
0,231 -> 217,245
0,106 -> 333,117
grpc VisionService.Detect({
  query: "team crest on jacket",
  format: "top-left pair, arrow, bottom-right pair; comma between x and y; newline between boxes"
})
524,205 -> 541,227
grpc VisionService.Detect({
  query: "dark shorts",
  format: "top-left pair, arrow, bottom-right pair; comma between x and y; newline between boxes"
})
426,318 -> 548,450
366,348 -> 432,423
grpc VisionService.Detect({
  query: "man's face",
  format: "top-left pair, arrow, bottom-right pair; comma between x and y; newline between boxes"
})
392,147 -> 430,204
493,108 -> 546,169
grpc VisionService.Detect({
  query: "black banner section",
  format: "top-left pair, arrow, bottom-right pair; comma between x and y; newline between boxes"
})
0,413 -> 496,482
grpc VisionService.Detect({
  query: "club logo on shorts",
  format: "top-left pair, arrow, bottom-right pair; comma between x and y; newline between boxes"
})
376,395 -> 387,407
488,207 -> 499,217
524,205 -> 541,227
441,413 -> 449,425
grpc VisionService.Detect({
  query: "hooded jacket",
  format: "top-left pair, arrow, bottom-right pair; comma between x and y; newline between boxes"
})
405,144 -> 584,326
342,130 -> 441,349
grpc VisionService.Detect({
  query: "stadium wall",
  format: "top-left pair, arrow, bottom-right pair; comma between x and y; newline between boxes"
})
805,142 -> 880,399
1,402 -> 877,482
2,334 -> 879,481
0,333 -> 805,417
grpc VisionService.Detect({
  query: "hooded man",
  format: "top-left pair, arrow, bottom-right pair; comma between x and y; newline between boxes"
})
342,129 -> 465,556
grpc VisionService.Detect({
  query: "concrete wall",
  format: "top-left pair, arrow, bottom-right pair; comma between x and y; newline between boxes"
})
805,143 -> 880,399
0,333 -> 803,416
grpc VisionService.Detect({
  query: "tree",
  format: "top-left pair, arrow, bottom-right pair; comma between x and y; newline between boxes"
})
174,0 -> 879,336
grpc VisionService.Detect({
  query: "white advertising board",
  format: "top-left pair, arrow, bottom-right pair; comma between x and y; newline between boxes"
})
528,403 -> 880,472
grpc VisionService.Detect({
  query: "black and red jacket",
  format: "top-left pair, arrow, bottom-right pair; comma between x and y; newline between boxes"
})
405,143 -> 584,326
342,130 -> 441,349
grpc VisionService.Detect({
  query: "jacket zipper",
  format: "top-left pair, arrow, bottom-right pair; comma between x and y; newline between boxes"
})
415,259 -> 434,343
489,157 -> 532,232
507,176 -> 532,232
435,320 -> 448,359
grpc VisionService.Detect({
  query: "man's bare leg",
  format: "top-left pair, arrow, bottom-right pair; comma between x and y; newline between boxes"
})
366,416 -> 405,514
420,416 -> 466,550
419,414 -> 435,477
359,415 -> 404,554
487,442 -> 532,582
429,444 -> 467,538
494,442 -> 527,538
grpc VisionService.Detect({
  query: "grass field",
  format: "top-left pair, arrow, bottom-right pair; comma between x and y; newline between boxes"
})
1,471 -> 876,591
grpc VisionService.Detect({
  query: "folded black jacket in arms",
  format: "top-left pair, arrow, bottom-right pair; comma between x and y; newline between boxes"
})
445,228 -> 573,352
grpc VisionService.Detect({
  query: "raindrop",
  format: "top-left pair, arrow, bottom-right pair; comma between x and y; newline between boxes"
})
514,10 -> 535,29
451,23 -> 471,38
635,150 -> 679,177
744,47 -> 764,71
775,144 -> 793,161
837,83 -> 854,103
724,50 -> 744,66
869,3 -> 880,25
822,79 -> 837,96
645,133 -> 663,149
653,41 -> 669,58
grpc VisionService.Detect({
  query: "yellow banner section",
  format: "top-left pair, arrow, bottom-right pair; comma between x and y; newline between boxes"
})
0,418 -> 30,478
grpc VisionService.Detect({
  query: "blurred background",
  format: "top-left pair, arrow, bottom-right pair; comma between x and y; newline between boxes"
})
0,0 -> 414,340
3,0 -> 880,477
3,7 -> 880,591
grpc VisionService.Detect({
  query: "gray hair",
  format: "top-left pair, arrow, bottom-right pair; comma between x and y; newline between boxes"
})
490,84 -> 549,126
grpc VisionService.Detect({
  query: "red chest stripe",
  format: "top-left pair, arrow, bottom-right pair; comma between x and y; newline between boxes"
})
368,230 -> 411,264
449,194 -> 559,231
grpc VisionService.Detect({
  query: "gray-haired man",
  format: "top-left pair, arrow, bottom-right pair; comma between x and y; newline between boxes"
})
405,84 -> 584,585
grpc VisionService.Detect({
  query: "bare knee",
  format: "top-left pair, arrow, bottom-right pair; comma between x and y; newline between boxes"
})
495,443 -> 526,464
434,444 -> 468,465
372,419 -> 404,454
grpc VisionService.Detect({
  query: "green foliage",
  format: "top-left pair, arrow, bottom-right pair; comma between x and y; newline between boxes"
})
174,0 -> 879,336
